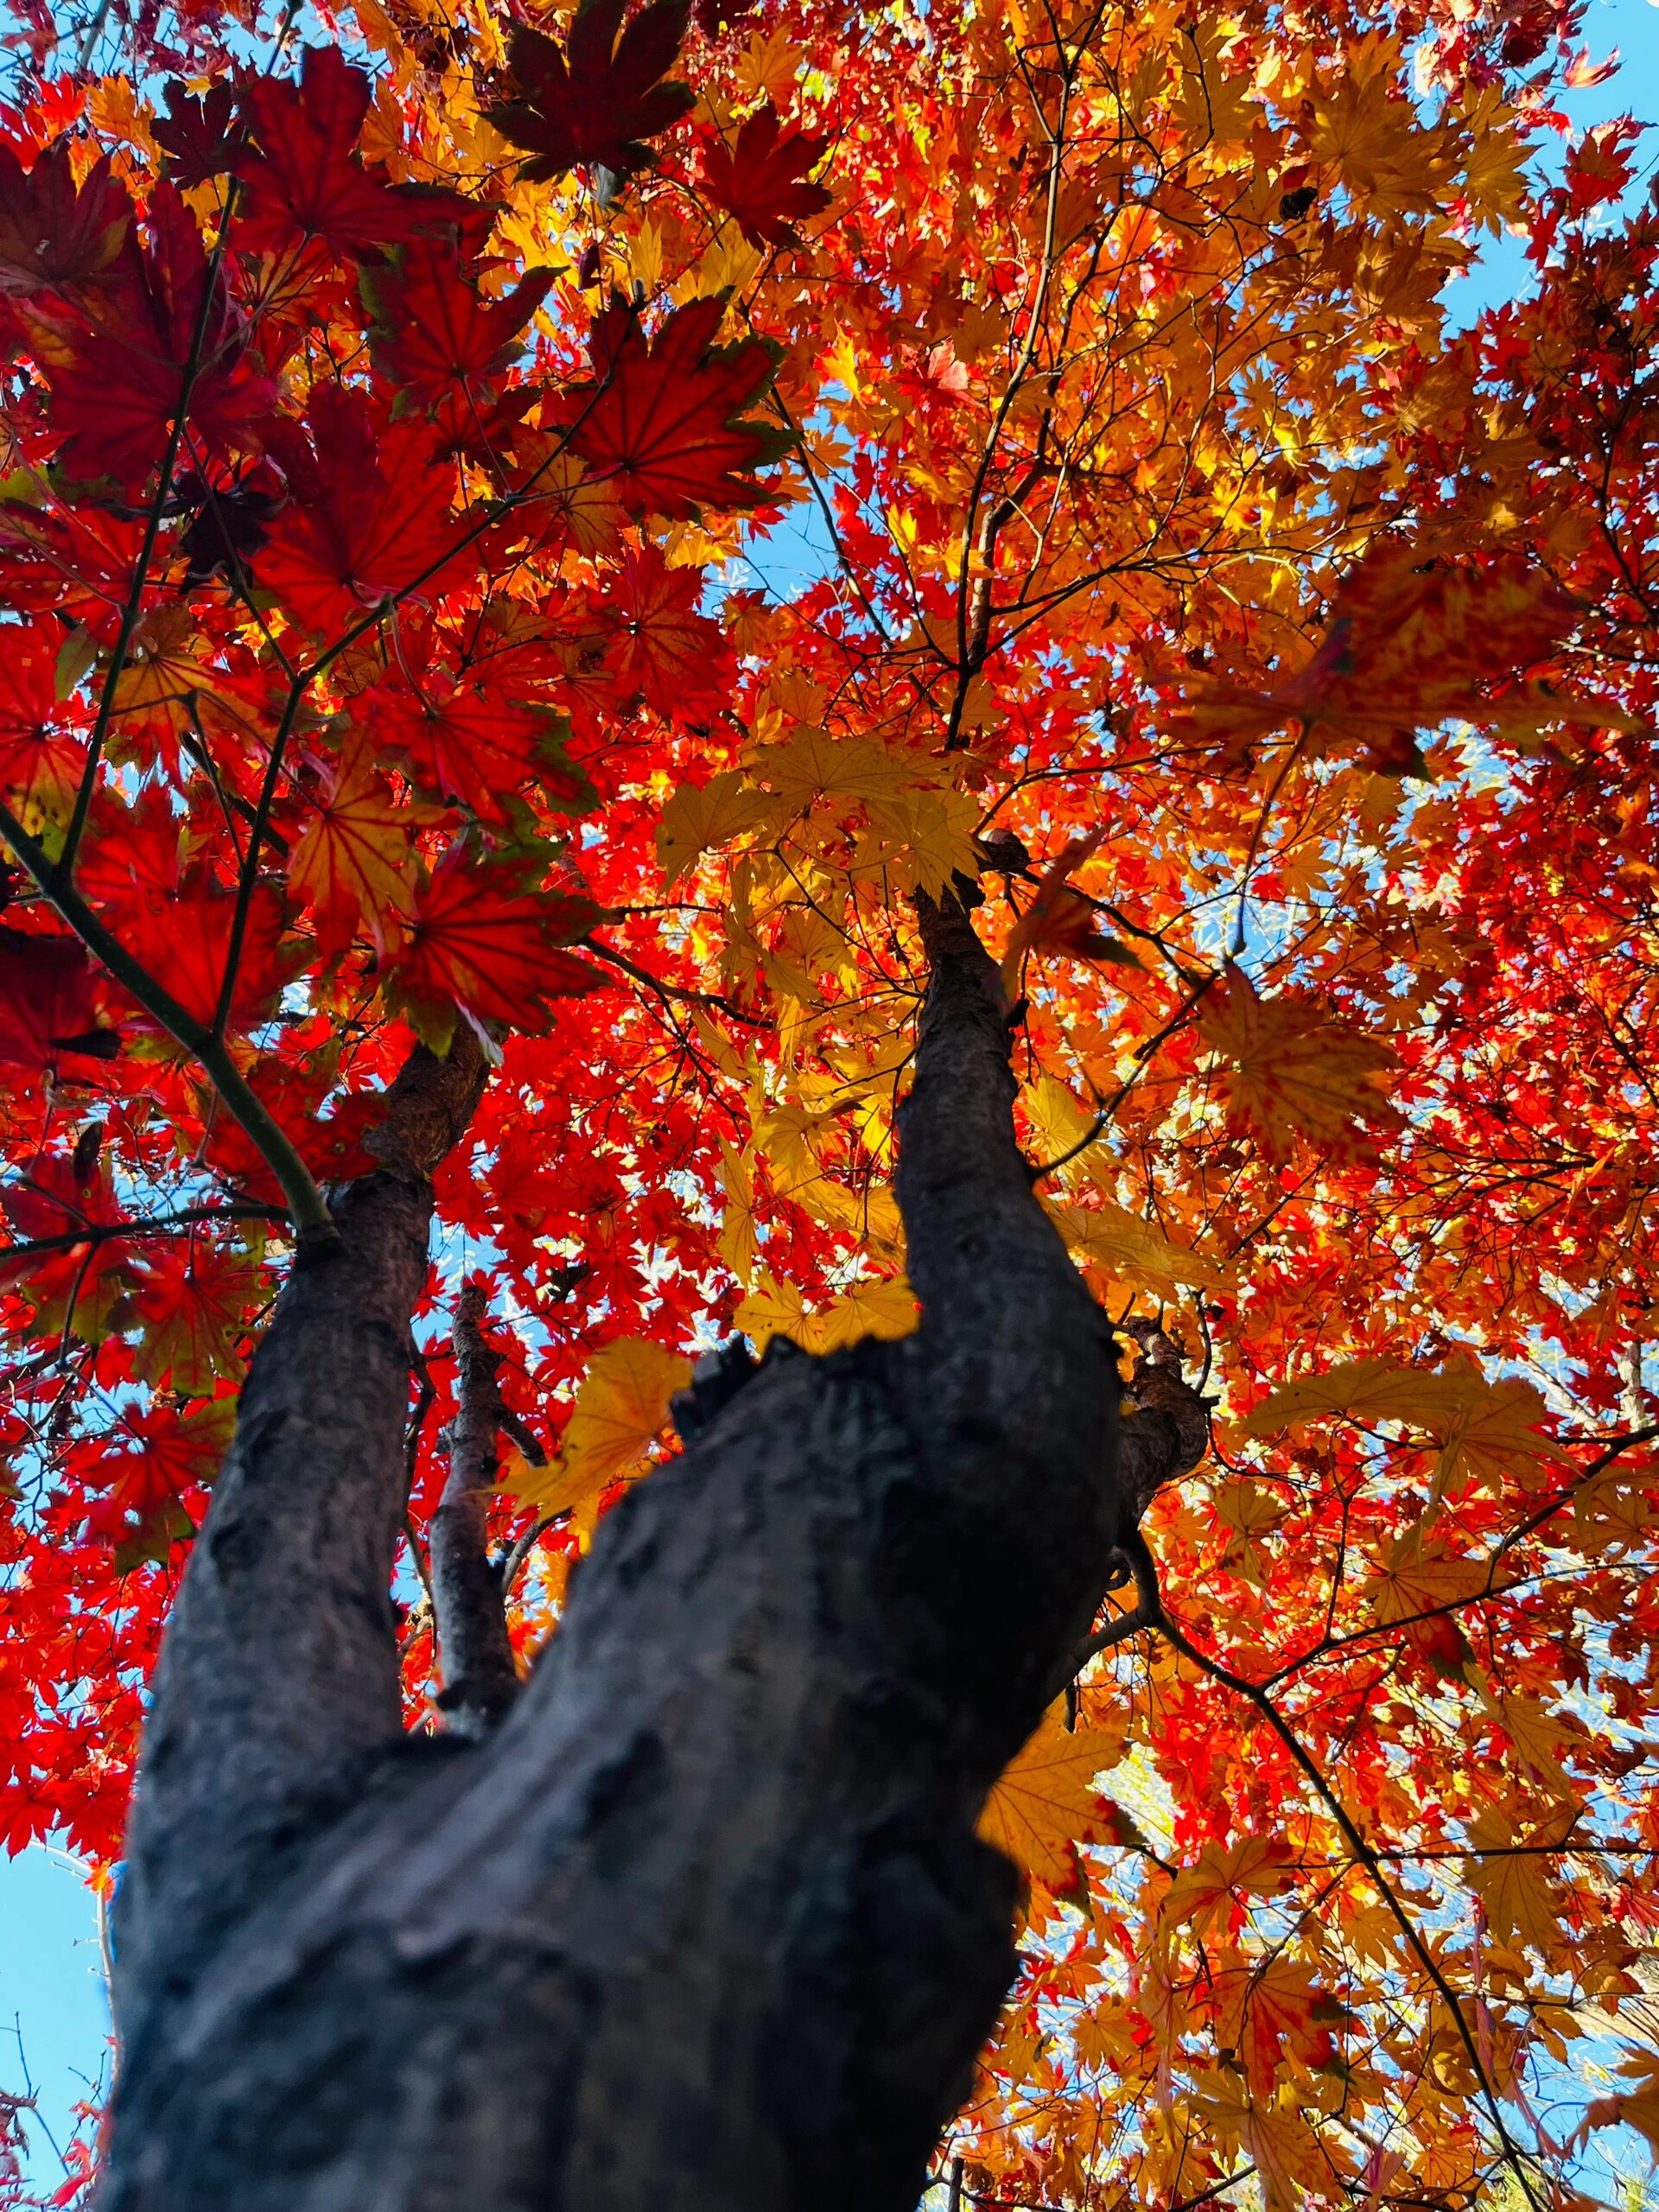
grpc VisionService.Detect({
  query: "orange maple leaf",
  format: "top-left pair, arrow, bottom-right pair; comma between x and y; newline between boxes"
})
1000,830 -> 1135,996
1199,966 -> 1402,1161
288,733 -> 429,958
1176,541 -> 1631,771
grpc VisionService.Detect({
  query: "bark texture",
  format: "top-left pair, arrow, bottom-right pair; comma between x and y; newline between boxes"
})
103,918 -> 1204,2212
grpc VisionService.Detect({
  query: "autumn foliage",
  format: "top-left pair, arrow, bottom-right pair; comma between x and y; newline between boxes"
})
0,0 -> 1656,2201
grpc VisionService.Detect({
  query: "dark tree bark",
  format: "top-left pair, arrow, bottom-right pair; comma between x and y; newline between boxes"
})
102,909 -> 1205,2212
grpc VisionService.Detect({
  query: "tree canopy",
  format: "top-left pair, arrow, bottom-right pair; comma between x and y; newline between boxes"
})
0,0 -> 1655,2202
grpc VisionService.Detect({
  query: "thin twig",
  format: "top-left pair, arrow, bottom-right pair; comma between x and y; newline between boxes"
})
1158,1613 -> 1547,2209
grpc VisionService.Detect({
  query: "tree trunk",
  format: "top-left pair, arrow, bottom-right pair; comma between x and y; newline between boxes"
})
102,910 -> 1203,2212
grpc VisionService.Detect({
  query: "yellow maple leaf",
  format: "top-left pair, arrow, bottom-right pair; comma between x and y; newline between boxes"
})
732,1269 -> 808,1352
1211,1479 -> 1285,1586
1022,1071 -> 1096,1168
1163,1834 -> 1299,1936
1464,1811 -> 1564,1951
1363,1531 -> 1487,1624
500,1338 -> 691,1546
1173,17 -> 1259,149
734,1270 -> 917,1356
658,770 -> 775,885
1243,1357 -> 1566,1488
855,785 -> 982,896
749,728 -> 919,812
715,1138 -> 760,1287
810,1276 -> 918,1351
977,1700 -> 1125,1888
1244,2097 -> 1327,2212
109,606 -> 255,739
496,1440 -> 555,1510
733,22 -> 804,102
511,448 -> 623,555
1193,2078 -> 1333,2209
1482,1691 -> 1584,1802
1046,1198 -> 1231,1294
1199,967 -> 1401,1162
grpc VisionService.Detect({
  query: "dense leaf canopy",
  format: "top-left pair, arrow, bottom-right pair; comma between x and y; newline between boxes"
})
0,0 -> 1655,2202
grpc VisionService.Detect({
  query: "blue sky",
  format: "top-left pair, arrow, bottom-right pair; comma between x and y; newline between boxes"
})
4,0 -> 1658,2192
1,1848 -> 109,2190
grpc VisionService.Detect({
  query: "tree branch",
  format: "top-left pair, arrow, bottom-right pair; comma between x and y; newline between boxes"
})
429,1281 -> 521,1738
1116,1318 -> 1211,1523
1158,1614 -> 1546,2209
112,1032 -> 489,2034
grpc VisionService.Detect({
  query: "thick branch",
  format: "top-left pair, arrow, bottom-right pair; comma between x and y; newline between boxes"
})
112,1033 -> 486,2043
1116,1318 -> 1211,1522
429,1282 -> 520,1737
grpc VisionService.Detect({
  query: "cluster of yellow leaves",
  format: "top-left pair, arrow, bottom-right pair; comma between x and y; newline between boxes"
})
1243,1357 -> 1567,1493
659,723 -> 980,902
734,1271 -> 917,1355
1022,1074 -> 1234,1295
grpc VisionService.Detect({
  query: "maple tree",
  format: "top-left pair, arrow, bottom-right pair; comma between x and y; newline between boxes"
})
0,0 -> 1655,2204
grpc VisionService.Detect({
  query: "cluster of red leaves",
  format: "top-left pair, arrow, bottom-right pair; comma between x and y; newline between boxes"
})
0,3 -> 812,1855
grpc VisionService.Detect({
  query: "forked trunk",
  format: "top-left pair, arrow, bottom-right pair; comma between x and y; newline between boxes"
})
103,912 -> 1202,2212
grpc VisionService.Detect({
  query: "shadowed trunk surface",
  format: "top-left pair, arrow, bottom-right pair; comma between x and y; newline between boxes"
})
102,912 -> 1201,2212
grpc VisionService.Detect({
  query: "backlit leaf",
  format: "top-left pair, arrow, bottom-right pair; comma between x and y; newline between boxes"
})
978,1700 -> 1126,1888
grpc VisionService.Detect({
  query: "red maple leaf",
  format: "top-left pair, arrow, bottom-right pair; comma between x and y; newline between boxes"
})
0,139 -> 130,298
387,847 -> 601,1035
100,865 -> 299,1033
363,237 -> 554,414
0,627 -> 86,817
0,928 -> 116,1068
131,1244 -> 258,1394
201,1061 -> 383,1201
604,542 -> 731,716
0,501 -> 151,641
0,1148 -> 121,1243
256,385 -> 469,637
428,382 -> 540,466
567,297 -> 780,517
699,108 -> 832,247
367,679 -> 593,824
78,1398 -> 236,1560
152,79 -> 246,189
43,185 -> 277,486
234,47 -> 480,267
487,0 -> 696,183
74,787 -> 190,915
